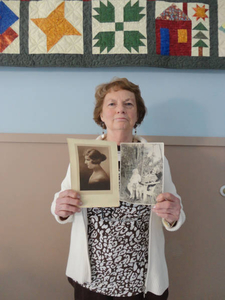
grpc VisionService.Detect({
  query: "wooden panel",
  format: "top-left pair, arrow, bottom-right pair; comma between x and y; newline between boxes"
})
164,145 -> 225,300
1,133 -> 225,300
0,137 -> 73,300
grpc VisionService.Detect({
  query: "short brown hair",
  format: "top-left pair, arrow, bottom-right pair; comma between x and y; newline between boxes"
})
83,149 -> 107,164
93,77 -> 147,129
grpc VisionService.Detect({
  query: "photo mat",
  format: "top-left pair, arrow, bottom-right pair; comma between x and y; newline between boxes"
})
67,138 -> 119,208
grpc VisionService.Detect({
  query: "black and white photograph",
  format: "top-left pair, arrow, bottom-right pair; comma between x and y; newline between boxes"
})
120,143 -> 164,205
67,138 -> 119,208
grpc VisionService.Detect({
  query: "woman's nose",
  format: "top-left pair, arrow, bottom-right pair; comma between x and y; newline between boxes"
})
116,103 -> 125,113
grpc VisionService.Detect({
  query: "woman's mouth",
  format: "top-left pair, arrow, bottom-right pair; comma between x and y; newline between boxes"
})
114,117 -> 128,121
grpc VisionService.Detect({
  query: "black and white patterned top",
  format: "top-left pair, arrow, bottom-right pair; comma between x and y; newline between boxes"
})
82,203 -> 151,297
81,144 -> 151,297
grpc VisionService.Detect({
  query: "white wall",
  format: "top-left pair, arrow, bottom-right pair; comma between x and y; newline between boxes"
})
0,67 -> 224,137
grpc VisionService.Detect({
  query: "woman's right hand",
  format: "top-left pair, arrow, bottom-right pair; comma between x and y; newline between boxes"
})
55,189 -> 82,220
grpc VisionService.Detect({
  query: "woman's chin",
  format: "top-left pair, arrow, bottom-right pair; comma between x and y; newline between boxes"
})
113,124 -> 133,131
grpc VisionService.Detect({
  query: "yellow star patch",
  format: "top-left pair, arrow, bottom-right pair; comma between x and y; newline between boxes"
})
193,4 -> 209,21
31,2 -> 81,52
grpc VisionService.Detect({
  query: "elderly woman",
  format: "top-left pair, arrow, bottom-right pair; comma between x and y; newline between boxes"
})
51,78 -> 185,300
83,148 -> 110,190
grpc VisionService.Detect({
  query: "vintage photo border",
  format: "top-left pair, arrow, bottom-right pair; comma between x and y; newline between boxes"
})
67,138 -> 119,208
120,143 -> 164,206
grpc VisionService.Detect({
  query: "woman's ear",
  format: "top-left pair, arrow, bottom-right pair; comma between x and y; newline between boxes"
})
100,113 -> 104,123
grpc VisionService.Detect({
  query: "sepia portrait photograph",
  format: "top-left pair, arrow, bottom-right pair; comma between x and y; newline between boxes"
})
78,146 -> 110,191
120,143 -> 164,206
67,138 -> 119,208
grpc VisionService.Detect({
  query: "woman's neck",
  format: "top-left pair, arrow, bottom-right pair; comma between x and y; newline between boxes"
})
104,130 -> 134,145
92,164 -> 102,172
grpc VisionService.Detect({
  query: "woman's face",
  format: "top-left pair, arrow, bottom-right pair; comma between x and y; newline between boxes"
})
84,156 -> 95,169
100,89 -> 138,134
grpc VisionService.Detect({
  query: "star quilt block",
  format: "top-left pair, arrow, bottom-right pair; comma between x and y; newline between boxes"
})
29,0 -> 83,54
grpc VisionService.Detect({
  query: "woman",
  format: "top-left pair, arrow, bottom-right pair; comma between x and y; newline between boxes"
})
83,148 -> 110,190
51,78 -> 185,300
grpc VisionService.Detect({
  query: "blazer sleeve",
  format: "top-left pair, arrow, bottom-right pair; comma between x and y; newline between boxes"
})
162,157 -> 186,231
51,164 -> 74,224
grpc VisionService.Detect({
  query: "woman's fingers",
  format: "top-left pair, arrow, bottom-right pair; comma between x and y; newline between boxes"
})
55,189 -> 82,218
152,193 -> 181,223
58,189 -> 80,200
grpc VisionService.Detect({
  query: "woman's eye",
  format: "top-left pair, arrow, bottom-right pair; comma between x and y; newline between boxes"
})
125,102 -> 133,106
108,102 -> 115,106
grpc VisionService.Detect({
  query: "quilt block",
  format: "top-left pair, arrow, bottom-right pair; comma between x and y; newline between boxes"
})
218,0 -> 225,57
0,1 -> 20,53
92,0 -> 147,54
156,2 -> 209,57
29,0 -> 83,54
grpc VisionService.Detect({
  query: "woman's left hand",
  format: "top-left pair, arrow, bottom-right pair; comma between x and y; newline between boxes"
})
152,193 -> 181,225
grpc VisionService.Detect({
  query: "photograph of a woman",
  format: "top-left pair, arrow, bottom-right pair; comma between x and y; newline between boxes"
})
81,148 -> 110,191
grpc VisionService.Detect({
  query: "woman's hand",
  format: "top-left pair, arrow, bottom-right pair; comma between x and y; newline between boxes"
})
152,193 -> 181,225
55,189 -> 82,220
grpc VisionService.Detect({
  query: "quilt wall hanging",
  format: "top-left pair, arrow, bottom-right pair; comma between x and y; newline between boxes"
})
0,0 -> 225,69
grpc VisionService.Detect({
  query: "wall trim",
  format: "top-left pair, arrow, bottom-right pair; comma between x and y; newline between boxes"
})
0,133 -> 225,147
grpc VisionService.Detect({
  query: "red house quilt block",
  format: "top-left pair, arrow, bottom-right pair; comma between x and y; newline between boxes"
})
155,1 -> 209,57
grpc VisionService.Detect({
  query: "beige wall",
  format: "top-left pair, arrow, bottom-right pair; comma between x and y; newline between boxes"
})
1,133 -> 225,300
